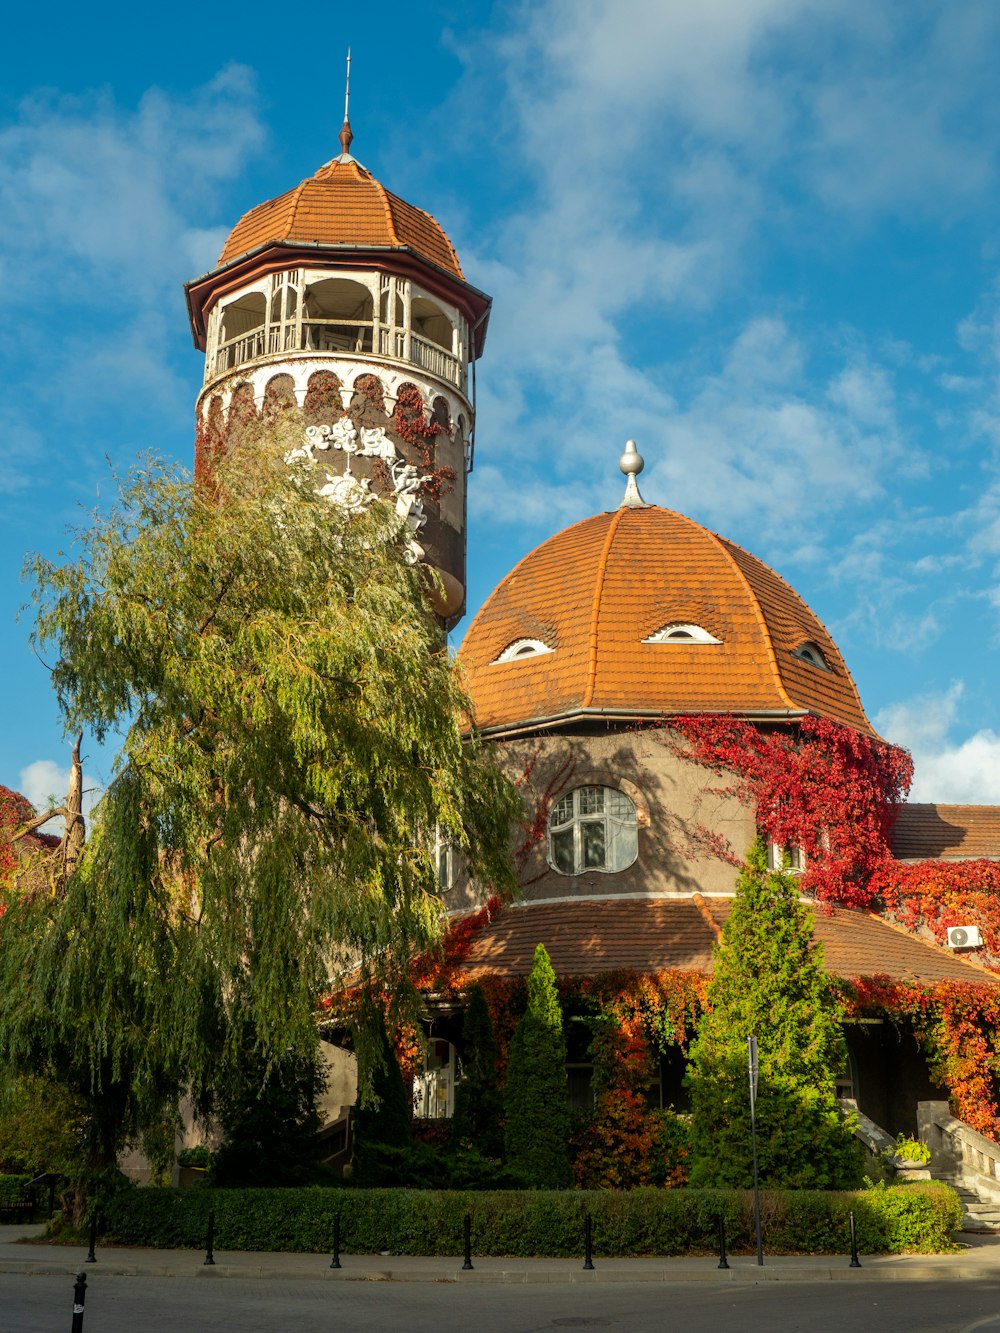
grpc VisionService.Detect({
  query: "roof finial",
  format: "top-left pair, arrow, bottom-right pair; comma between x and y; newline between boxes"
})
338,48 -> 354,160
619,439 -> 648,508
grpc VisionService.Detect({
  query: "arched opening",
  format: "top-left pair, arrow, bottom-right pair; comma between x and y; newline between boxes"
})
304,278 -> 373,354
267,282 -> 299,355
262,373 -> 296,422
411,297 -> 452,351
217,292 -> 266,373
304,370 -> 344,425
225,382 -> 259,450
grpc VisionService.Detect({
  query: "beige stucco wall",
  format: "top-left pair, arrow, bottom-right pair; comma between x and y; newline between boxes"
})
446,724 -> 754,912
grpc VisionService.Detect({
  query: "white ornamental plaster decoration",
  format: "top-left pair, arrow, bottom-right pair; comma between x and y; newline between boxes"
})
286,420 -> 428,564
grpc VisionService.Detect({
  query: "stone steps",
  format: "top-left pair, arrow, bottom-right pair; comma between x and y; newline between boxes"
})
933,1175 -> 1000,1233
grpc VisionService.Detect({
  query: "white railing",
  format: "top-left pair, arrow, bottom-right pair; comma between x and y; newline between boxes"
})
210,321 -> 464,390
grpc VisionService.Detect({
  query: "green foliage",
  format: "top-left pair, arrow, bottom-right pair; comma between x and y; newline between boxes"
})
452,984 -> 503,1159
893,1135 -> 932,1165
0,1072 -> 86,1176
1,429 -> 519,1208
503,945 -> 572,1188
686,844 -> 863,1189
353,1001 -> 412,1178
100,1182 -> 961,1256
176,1146 -> 212,1169
349,1142 -> 523,1190
206,1028 -> 330,1187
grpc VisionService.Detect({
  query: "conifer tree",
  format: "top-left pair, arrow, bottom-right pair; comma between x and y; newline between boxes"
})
0,423 -> 520,1214
503,944 -> 572,1188
686,843 -> 862,1189
452,983 -> 503,1159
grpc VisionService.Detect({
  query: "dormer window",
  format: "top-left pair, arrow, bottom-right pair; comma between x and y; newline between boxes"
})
493,638 -> 553,664
643,623 -> 721,645
792,642 -> 829,670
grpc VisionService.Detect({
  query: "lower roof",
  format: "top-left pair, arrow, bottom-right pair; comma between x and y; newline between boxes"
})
454,896 -> 996,988
891,804 -> 1000,861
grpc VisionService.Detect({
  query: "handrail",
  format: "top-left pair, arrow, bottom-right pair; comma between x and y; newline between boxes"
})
919,1099 -> 1000,1199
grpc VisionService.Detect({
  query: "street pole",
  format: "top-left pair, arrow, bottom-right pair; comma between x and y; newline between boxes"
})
748,1034 -> 764,1267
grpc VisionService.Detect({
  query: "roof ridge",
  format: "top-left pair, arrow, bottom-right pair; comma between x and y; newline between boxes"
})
716,532 -> 875,735
582,509 -> 626,709
373,176 -> 401,248
692,891 -> 723,942
701,529 -> 799,713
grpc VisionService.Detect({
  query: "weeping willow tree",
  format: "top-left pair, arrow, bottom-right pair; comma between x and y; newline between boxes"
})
0,422 -> 519,1214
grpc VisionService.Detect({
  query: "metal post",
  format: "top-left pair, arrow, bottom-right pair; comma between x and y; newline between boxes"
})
204,1209 -> 216,1266
330,1214 -> 341,1269
85,1214 -> 97,1264
748,1034 -> 764,1267
71,1271 -> 87,1332
462,1212 -> 473,1271
849,1210 -> 862,1268
717,1212 -> 729,1270
583,1212 -> 594,1270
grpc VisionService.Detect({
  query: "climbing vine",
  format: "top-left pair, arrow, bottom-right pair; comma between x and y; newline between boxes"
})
660,715 -> 913,907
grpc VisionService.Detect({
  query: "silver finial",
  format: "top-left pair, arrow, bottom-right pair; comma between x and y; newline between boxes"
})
338,49 -> 355,160
619,439 -> 647,508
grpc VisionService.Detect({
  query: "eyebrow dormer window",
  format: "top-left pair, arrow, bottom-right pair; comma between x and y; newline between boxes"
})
792,642 -> 829,670
493,638 -> 553,664
643,623 -> 722,645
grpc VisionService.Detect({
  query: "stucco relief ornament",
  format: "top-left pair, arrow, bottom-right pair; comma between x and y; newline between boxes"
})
287,420 -> 428,563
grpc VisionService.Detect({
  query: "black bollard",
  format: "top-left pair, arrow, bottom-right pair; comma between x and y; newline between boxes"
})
849,1210 -> 862,1268
85,1214 -> 97,1265
204,1209 -> 216,1266
462,1212 -> 473,1271
582,1212 -> 595,1270
329,1214 -> 342,1270
71,1271 -> 87,1333
717,1212 -> 729,1270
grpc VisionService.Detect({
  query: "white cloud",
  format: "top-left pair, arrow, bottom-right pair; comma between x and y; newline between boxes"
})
876,682 -> 1000,803
18,758 -> 102,834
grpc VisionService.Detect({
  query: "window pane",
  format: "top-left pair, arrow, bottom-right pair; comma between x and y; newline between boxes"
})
551,827 -> 575,874
582,820 -> 606,869
552,793 -> 575,827
606,788 -> 634,819
579,786 -> 604,816
606,817 -> 638,871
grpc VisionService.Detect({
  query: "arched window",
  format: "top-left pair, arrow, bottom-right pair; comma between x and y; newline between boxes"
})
217,291 -> 266,373
493,638 -> 552,663
304,278 -> 374,353
792,642 -> 829,670
643,623 -> 721,644
548,786 -> 639,875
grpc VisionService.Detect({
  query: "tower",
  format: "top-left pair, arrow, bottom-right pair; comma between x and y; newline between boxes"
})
183,114 -> 490,627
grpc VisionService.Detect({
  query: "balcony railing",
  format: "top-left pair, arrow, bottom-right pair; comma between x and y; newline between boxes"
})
212,319 -> 465,391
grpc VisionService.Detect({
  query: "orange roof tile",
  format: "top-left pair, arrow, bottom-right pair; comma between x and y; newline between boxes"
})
892,804 -> 1000,860
218,156 -> 463,279
454,897 -> 997,987
458,505 -> 874,735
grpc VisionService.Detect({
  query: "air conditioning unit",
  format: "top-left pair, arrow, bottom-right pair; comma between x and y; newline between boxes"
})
947,925 -> 983,950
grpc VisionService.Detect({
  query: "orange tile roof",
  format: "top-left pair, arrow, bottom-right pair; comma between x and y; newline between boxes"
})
892,804 -> 1000,860
218,156 -> 463,279
454,897 -> 997,987
459,505 -> 874,735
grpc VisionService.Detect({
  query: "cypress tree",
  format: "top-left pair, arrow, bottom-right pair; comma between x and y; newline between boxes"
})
686,843 -> 862,1189
503,944 -> 572,1188
352,1000 -> 411,1159
452,983 -> 503,1159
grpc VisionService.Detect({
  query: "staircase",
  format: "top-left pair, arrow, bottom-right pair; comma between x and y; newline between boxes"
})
919,1101 -> 1000,1234
932,1176 -> 1000,1233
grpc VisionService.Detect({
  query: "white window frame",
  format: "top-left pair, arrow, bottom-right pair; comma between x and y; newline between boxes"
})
413,1038 -> 458,1119
767,841 -> 805,875
492,638 -> 553,663
643,622 -> 721,645
548,785 -> 639,876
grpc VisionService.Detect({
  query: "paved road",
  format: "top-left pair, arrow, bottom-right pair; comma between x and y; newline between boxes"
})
6,1272 -> 1000,1332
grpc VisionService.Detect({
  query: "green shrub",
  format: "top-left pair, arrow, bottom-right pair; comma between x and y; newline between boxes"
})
101,1181 -> 960,1256
452,985 -> 503,1160
504,945 -> 572,1188
0,1174 -> 33,1203
893,1135 -> 932,1165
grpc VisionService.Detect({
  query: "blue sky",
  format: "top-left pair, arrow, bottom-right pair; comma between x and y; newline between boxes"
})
4,0 -> 1000,812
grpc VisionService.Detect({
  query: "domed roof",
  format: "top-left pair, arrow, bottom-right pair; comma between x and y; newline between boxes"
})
459,505 -> 874,736
218,153 -> 464,280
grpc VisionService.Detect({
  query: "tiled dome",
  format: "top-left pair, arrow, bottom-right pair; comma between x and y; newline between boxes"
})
218,154 -> 464,279
459,505 -> 874,736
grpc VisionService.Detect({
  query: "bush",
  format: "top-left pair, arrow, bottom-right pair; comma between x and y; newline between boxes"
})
101,1181 -> 961,1256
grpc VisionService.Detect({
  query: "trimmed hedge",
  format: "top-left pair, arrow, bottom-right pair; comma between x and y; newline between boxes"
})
102,1182 -> 961,1256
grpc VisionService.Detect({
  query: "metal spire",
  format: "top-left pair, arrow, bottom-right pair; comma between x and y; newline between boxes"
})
619,439 -> 648,508
338,48 -> 354,160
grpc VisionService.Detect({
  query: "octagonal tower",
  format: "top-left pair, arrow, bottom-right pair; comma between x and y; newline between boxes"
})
184,117 -> 490,627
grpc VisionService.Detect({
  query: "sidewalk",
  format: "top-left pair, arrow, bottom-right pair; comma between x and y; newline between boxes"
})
4,1223 -> 1000,1285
